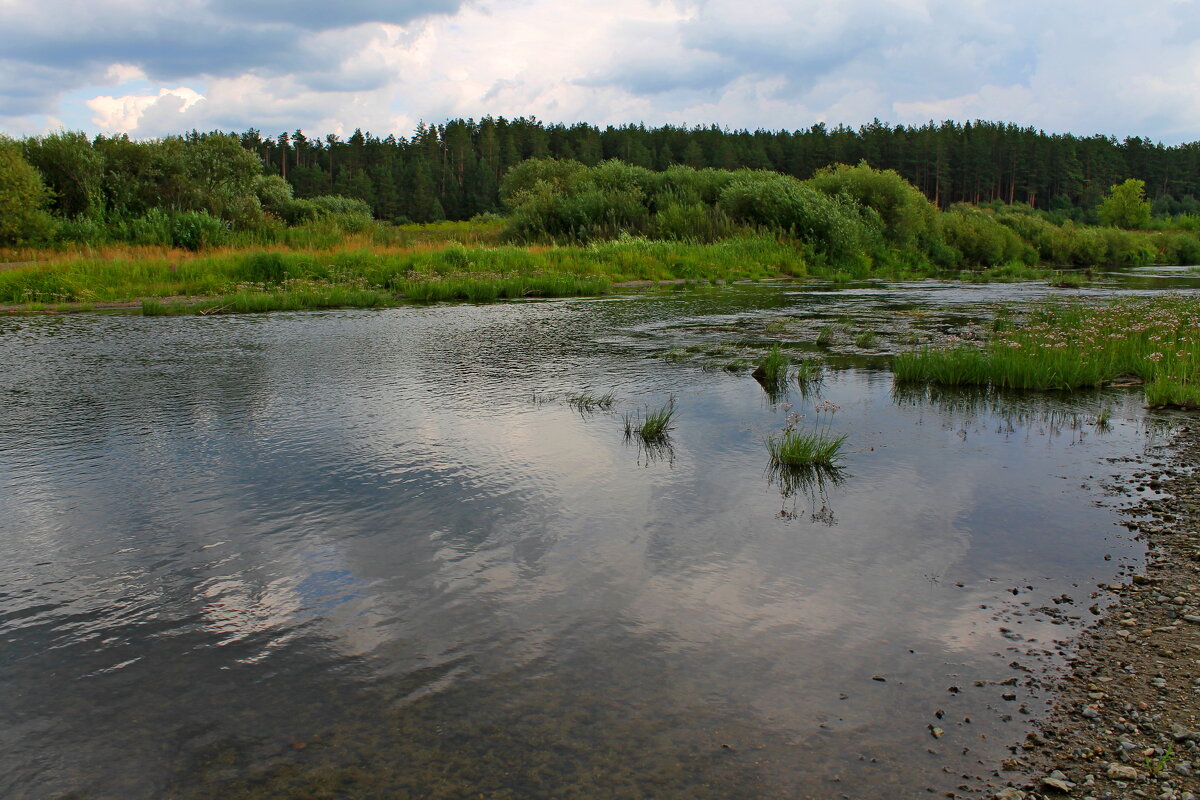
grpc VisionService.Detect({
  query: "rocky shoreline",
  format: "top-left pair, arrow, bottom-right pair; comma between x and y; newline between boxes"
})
983,423 -> 1200,800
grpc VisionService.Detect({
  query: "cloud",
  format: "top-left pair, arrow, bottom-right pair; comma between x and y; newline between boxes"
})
87,87 -> 205,133
209,0 -> 461,29
0,0 -> 466,119
4,0 -> 1200,143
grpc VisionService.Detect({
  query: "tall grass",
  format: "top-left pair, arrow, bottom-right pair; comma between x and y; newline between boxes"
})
753,345 -> 791,386
766,400 -> 846,467
893,295 -> 1200,408
0,234 -> 807,309
567,390 -> 617,412
624,398 -> 677,442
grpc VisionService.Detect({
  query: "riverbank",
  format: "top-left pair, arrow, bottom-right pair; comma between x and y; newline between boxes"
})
0,232 -> 1085,315
983,423 -> 1200,800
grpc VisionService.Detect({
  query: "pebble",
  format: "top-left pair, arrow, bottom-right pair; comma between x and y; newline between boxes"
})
1082,707 -> 1101,719
1107,762 -> 1141,781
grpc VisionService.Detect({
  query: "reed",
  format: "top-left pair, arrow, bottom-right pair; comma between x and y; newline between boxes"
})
893,295 -> 1200,408
624,398 -> 677,442
766,400 -> 846,467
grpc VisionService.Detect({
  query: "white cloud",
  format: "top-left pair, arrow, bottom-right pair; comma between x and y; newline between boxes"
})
87,87 -> 205,133
3,0 -> 1200,142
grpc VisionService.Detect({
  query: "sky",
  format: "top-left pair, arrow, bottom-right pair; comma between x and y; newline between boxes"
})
2,0 -> 1200,143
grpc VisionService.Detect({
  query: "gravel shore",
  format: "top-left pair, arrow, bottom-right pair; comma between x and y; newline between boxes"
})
983,423 -> 1200,800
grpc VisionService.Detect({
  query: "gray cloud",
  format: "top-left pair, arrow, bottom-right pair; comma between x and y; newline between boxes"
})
209,0 -> 461,29
4,0 -> 1200,144
0,0 -> 463,116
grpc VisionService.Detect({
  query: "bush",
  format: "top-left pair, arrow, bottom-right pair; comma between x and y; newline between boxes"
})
939,205 -> 1033,267
171,211 -> 227,251
0,138 -> 55,245
807,161 -> 939,248
120,209 -> 174,246
309,195 -> 373,217
499,158 -> 587,206
719,171 -> 882,267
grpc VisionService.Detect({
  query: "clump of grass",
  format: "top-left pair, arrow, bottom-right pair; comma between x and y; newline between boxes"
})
624,398 -> 676,443
794,359 -> 824,395
753,344 -> 790,386
398,274 -> 610,302
766,400 -> 846,468
855,330 -> 878,348
1094,406 -> 1113,429
816,324 -> 836,346
893,295 -> 1200,408
1146,380 -> 1200,409
794,359 -> 822,383
723,358 -> 752,373
567,390 -> 616,412
764,318 -> 790,334
1050,272 -> 1087,289
656,347 -> 689,362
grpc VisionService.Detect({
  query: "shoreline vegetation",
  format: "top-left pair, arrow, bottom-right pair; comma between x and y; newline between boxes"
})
2,158 -> 1198,315
894,295 -> 1200,409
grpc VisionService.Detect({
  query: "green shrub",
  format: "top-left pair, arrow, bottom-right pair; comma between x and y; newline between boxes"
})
0,137 -> 55,245
171,211 -> 227,251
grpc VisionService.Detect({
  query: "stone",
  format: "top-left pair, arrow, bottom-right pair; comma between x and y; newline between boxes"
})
1042,776 -> 1073,792
1107,762 -> 1140,781
994,789 -> 1025,800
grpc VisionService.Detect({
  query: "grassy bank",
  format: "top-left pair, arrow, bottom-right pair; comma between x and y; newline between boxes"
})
0,234 -> 816,313
894,295 -> 1200,408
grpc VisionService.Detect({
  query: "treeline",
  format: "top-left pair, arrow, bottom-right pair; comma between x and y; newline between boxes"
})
0,131 -> 376,249
4,117 -> 1200,252
498,159 -> 1200,273
244,118 -> 1200,222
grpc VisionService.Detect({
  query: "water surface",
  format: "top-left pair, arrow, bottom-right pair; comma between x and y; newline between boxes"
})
0,281 -> 1179,799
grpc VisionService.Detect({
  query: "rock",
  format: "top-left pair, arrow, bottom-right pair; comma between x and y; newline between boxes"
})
1082,707 -> 1101,719
994,789 -> 1025,800
930,726 -> 945,739
1181,614 -> 1200,624
1175,760 -> 1193,776
1107,762 -> 1140,781
1042,776 -> 1074,793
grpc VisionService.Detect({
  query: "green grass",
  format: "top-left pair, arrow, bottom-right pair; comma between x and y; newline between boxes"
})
893,295 -> 1200,408
624,399 -> 677,442
794,359 -> 823,389
766,400 -> 846,467
0,234 -> 815,313
854,330 -> 878,348
1146,380 -> 1200,409
398,274 -> 610,302
567,390 -> 616,412
753,345 -> 790,386
767,429 -> 848,467
816,325 -> 836,346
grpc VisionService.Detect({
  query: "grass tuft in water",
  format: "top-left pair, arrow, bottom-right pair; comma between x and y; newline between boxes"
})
567,390 -> 617,412
766,400 -> 846,467
753,344 -> 790,386
854,330 -> 878,348
624,398 -> 677,443
815,325 -> 836,347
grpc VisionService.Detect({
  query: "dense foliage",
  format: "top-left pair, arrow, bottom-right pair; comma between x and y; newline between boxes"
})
498,159 -> 1197,273
3,119 -> 1200,273
236,117 -> 1200,223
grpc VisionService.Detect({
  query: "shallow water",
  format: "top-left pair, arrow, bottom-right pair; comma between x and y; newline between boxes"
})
0,281 -> 1186,799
